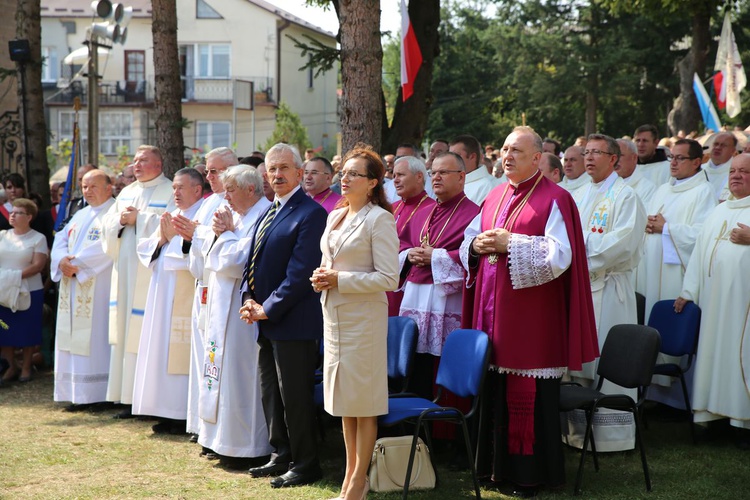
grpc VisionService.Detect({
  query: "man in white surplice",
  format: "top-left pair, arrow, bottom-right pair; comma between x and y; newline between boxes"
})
198,165 -> 272,465
675,154 -> 750,441
171,147 -> 233,440
701,131 -> 737,201
131,168 -> 204,433
564,134 -> 647,452
615,138 -> 657,208
560,146 -> 589,200
101,145 -> 174,418
52,170 -> 115,409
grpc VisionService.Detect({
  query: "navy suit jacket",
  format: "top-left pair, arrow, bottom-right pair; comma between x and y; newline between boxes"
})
248,187 -> 327,341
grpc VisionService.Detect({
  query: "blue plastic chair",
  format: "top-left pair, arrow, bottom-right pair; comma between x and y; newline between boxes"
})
647,299 -> 701,443
379,329 -> 490,499
386,316 -> 419,394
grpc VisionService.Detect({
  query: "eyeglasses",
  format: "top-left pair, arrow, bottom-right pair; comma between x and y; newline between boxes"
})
583,149 -> 615,157
667,155 -> 697,163
303,170 -> 329,176
9,211 -> 28,216
340,169 -> 369,179
206,168 -> 226,176
431,169 -> 463,177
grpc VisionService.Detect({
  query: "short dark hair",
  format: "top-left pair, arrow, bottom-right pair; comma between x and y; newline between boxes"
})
308,156 -> 333,174
397,143 -> 419,156
634,124 -> 659,141
174,167 -> 205,186
434,151 -> 466,171
450,134 -> 482,162
674,138 -> 704,161
544,153 -> 563,178
239,156 -> 264,167
543,138 -> 562,156
587,133 -> 621,162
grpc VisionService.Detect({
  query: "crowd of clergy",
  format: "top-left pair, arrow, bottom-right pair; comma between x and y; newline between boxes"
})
12,121 -> 748,494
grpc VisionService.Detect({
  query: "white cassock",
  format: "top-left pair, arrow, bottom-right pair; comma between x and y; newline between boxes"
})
198,197 -> 273,457
680,196 -> 750,429
635,174 -> 716,319
185,192 -> 227,435
464,167 -> 499,205
622,168 -> 657,208
565,171 -> 646,452
701,158 -> 732,201
101,175 -> 174,404
559,173 -> 589,196
131,199 -> 203,419
637,160 -> 671,188
52,198 -> 115,404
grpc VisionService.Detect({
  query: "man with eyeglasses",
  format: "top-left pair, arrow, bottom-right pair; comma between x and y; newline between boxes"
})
634,124 -> 671,187
170,147 -> 233,444
303,156 -> 341,213
635,139 -> 715,334
615,138 -> 656,207
565,133 -> 646,454
398,151 -> 479,400
702,131 -> 738,201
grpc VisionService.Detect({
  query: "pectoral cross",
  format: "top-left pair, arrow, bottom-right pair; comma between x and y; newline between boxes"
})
708,220 -> 729,278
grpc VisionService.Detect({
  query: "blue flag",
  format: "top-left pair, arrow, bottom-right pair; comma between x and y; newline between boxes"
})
54,122 -> 79,231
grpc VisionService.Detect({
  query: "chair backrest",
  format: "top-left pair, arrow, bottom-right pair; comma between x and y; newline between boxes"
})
435,329 -> 490,399
597,324 -> 661,390
387,316 -> 418,389
647,300 -> 701,357
635,292 -> 646,325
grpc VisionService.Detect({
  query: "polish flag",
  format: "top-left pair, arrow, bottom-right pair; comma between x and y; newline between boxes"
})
400,0 -> 422,102
713,13 -> 746,117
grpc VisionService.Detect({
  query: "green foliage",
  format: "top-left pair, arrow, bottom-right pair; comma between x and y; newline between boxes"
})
46,138 -> 73,171
382,34 -> 401,126
262,101 -> 313,154
287,33 -> 340,78
426,0 -> 691,147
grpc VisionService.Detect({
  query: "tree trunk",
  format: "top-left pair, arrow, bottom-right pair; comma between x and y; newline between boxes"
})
339,0 -> 382,152
16,0 -> 50,207
152,0 -> 184,178
382,0 -> 440,154
668,7 -> 712,136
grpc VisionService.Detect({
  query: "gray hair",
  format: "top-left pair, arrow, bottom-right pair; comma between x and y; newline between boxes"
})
174,167 -> 205,186
220,165 -> 263,195
205,147 -> 238,167
394,155 -> 428,181
267,143 -> 303,169
617,138 -> 637,155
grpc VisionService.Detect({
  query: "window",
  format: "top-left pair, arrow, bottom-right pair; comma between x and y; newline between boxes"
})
196,121 -> 230,150
99,112 -> 132,155
196,44 -> 230,78
196,0 -> 222,19
125,50 -> 145,82
42,47 -> 58,82
61,111 -> 133,156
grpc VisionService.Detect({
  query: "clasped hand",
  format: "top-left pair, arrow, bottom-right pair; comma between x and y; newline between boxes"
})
239,299 -> 268,324
472,228 -> 511,254
172,214 -> 200,241
310,267 -> 338,292
408,244 -> 434,267
211,207 -> 235,236
59,255 -> 79,278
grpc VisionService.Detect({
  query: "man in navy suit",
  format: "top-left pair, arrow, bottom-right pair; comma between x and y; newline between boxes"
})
240,143 -> 327,488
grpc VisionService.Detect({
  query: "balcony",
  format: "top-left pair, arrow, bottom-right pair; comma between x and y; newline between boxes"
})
45,76 -> 275,107
181,76 -> 275,106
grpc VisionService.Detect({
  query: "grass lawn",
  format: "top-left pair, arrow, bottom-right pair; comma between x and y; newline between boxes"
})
0,371 -> 748,499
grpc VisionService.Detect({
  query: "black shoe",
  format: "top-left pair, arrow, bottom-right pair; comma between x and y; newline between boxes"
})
269,468 -> 323,488
219,456 -> 254,470
200,446 -> 219,459
152,420 -> 187,435
87,402 -> 116,413
189,434 -> 199,443
248,460 -> 290,478
112,405 -> 134,419
64,403 -> 93,412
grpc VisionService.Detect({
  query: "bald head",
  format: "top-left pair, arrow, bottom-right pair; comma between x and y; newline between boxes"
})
81,169 -> 113,207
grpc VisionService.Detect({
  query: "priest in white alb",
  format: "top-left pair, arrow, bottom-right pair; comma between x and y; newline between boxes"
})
565,134 -> 646,452
101,145 -> 174,418
131,168 -> 205,433
171,147 -> 232,440
675,154 -> 750,441
52,170 -> 115,409
198,165 -> 272,467
615,138 -> 656,208
560,146 -> 589,199
701,132 -> 737,201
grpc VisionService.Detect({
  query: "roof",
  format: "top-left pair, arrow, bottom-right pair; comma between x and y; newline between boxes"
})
40,0 -> 336,39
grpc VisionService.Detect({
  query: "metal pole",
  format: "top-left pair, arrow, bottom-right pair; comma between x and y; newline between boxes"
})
18,62 -> 31,182
87,38 -> 99,166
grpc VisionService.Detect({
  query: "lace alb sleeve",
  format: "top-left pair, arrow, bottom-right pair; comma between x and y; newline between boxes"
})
431,248 -> 464,296
507,201 -> 572,290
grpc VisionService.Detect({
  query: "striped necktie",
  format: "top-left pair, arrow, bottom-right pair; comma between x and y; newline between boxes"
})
246,201 -> 279,292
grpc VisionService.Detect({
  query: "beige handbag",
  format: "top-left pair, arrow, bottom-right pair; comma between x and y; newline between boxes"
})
368,436 -> 437,493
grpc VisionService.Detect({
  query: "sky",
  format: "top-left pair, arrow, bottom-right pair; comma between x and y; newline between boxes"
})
266,0 -> 402,39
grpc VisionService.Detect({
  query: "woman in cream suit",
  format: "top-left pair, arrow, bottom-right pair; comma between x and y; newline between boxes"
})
311,145 -> 399,500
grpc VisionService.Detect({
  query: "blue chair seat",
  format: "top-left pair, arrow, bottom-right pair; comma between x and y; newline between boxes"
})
380,398 -> 462,426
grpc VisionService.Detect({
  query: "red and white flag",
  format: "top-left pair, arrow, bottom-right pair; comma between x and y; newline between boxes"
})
713,13 -> 746,118
400,0 -> 422,102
